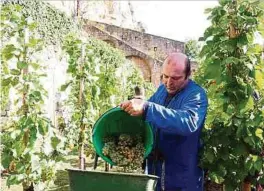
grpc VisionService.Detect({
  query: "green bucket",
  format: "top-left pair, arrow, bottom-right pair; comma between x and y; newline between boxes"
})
92,107 -> 154,165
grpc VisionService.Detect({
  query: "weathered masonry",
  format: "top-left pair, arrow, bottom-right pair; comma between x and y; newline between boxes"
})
84,20 -> 185,87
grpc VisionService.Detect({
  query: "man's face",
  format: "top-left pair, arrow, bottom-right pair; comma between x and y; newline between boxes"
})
162,62 -> 188,95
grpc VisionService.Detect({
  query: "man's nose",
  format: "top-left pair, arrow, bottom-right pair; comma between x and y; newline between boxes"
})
167,77 -> 173,85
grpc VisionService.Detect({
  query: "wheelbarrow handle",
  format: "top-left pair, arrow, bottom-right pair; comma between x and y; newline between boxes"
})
93,153 -> 99,170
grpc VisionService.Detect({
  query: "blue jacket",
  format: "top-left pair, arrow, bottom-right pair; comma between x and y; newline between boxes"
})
144,80 -> 208,191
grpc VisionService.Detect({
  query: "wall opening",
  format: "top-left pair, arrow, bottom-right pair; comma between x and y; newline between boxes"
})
126,56 -> 151,82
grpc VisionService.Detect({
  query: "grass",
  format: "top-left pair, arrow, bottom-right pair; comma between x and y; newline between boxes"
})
1,154 -> 106,191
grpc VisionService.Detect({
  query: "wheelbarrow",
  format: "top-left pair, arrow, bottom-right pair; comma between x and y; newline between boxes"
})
68,169 -> 158,191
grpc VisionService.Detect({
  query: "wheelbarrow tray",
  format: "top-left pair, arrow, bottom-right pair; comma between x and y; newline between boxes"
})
67,168 -> 159,191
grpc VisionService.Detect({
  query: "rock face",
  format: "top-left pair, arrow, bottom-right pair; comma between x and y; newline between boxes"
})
46,0 -> 186,87
46,0 -> 146,32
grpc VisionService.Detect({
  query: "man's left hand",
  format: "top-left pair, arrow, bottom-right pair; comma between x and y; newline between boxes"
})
120,99 -> 146,116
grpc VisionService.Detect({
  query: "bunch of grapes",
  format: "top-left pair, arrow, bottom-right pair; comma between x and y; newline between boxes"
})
102,134 -> 145,173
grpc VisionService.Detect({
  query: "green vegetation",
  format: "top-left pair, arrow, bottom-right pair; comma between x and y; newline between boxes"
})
195,0 -> 264,190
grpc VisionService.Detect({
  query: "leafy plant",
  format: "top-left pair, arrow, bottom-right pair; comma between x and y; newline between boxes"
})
2,0 -> 77,45
60,33 -> 155,163
195,0 -> 264,190
185,39 -> 202,62
1,5 -> 66,190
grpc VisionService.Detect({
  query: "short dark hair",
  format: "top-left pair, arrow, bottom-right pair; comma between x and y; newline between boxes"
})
185,57 -> 191,79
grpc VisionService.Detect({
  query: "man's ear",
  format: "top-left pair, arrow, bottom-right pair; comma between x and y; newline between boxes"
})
188,70 -> 192,78
185,71 -> 191,80
185,57 -> 191,79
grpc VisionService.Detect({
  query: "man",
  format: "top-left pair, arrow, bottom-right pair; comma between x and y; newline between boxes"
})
120,53 -> 208,191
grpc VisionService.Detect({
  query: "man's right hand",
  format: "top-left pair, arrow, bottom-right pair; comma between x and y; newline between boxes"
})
120,100 -> 131,112
120,99 -> 145,117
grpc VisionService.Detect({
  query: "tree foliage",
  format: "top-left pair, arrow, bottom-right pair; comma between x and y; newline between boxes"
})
1,5 -> 66,190
2,0 -> 77,45
60,34 -> 155,157
185,39 -> 201,62
195,0 -> 264,190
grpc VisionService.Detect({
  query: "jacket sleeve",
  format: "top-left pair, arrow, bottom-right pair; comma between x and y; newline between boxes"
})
145,90 -> 208,136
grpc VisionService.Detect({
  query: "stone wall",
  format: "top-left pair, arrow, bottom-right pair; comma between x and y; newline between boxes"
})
87,20 -> 185,61
126,56 -> 152,82
46,1 -> 186,87
84,20 -> 185,87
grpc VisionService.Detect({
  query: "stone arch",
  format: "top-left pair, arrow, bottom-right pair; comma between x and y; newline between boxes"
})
126,55 -> 151,82
102,39 -> 116,48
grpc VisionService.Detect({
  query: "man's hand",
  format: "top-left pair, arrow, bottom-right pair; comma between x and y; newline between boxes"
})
120,99 -> 146,116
